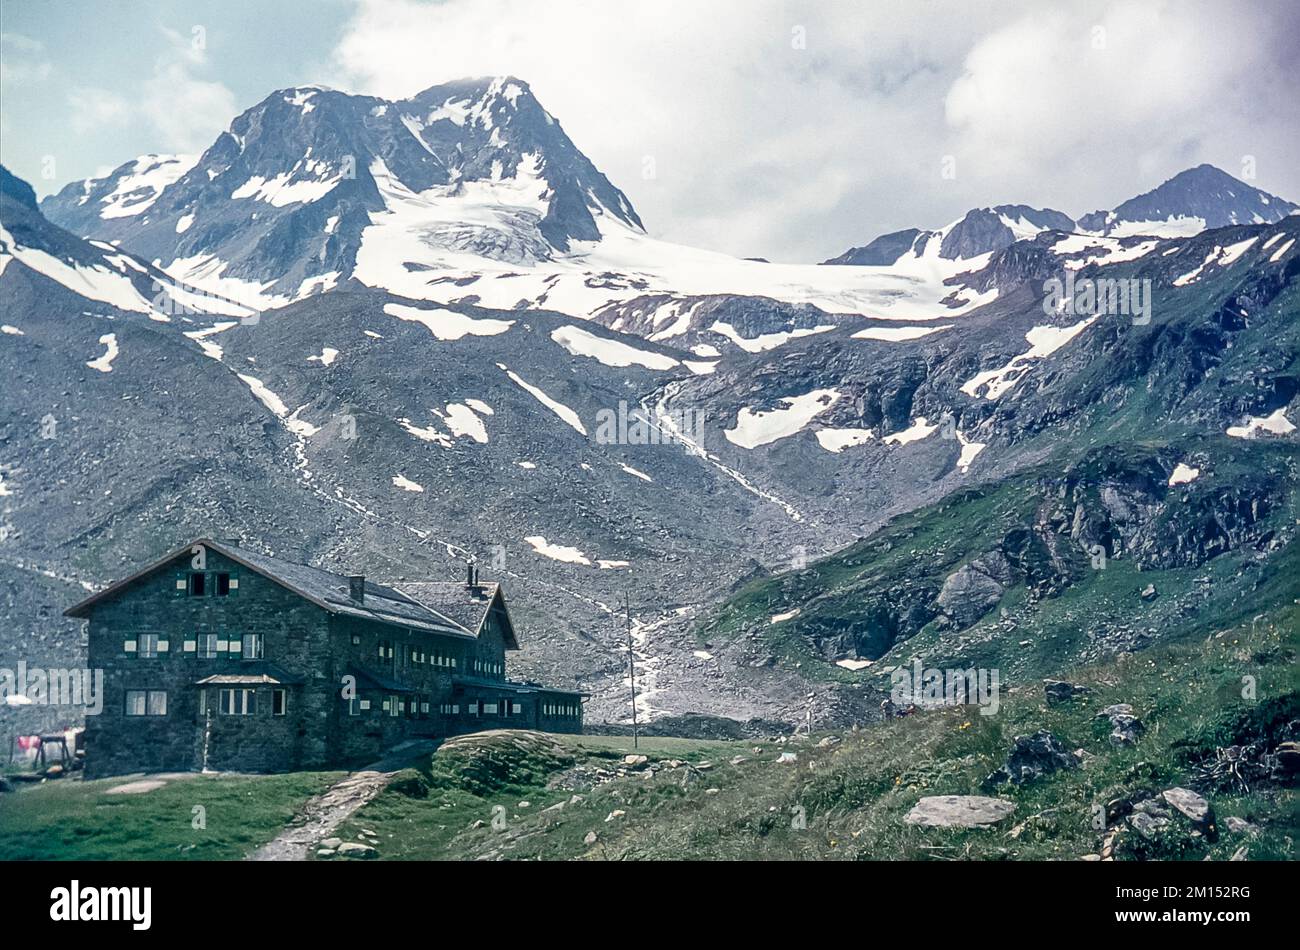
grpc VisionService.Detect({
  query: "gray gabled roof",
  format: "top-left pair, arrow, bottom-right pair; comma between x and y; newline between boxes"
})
64,538 -> 479,640
390,581 -> 519,649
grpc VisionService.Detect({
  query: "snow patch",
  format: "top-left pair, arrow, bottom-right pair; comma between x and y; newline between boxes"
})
1226,408 -> 1295,439
524,535 -> 590,565
852,324 -> 951,342
711,321 -> 836,353
815,428 -> 874,453
391,474 -> 424,493
550,325 -> 678,370
725,389 -> 840,449
237,373 -> 319,436
883,417 -> 939,446
620,463 -> 653,482
960,317 -> 1098,400
86,333 -> 118,372
385,302 -> 513,340
501,365 -> 587,435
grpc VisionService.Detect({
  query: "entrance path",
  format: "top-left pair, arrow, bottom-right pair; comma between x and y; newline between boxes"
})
247,739 -> 438,861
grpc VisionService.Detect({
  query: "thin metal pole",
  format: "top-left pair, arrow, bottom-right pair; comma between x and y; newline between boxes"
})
626,591 -> 638,750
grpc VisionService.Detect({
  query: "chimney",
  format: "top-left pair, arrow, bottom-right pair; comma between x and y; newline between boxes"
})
465,561 -> 477,590
349,575 -> 366,603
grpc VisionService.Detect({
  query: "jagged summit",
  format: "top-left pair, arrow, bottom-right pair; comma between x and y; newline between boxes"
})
825,204 -> 1077,267
827,164 -> 1298,266
1077,163 -> 1297,237
40,76 -> 644,306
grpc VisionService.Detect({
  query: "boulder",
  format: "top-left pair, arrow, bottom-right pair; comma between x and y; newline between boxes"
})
904,795 -> 1016,829
1096,704 -> 1144,745
1113,791 -> 1219,859
1127,800 -> 1173,839
320,837 -> 342,849
1275,741 -> 1300,773
1109,715 -> 1145,745
1044,679 -> 1091,706
1223,816 -> 1258,836
337,842 -> 377,859
1161,787 -> 1213,826
583,831 -> 598,845
985,730 -> 1080,787
1140,583 -> 1158,602
936,562 -> 1005,628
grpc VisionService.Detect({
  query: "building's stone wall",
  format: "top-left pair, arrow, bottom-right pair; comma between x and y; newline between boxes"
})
80,549 -> 582,778
83,549 -> 331,778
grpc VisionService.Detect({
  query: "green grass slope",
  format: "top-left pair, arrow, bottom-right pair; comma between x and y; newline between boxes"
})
321,587 -> 1295,860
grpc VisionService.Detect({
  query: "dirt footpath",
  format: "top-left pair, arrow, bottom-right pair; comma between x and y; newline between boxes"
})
246,740 -> 437,861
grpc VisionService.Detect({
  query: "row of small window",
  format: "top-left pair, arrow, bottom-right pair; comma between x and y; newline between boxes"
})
123,634 -> 264,659
543,702 -> 580,718
345,696 -> 429,718
371,640 -> 458,669
180,571 -> 236,597
471,659 -> 503,677
343,697 -> 524,717
125,687 -> 286,717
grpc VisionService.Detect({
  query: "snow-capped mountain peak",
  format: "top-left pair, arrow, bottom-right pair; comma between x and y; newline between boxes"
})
40,77 -> 644,310
825,204 -> 1076,266
52,154 -> 198,224
1076,163 -> 1297,237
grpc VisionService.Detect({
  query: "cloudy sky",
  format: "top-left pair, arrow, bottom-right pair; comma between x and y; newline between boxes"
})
3,0 -> 1298,261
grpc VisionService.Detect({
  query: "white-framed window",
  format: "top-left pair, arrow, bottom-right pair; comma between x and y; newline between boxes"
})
137,634 -> 160,658
196,633 -> 219,659
272,689 -> 287,716
125,690 -> 167,716
218,688 -> 256,716
242,633 -> 264,660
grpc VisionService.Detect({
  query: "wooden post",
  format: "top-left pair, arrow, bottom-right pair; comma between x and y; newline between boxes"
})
626,592 -> 638,750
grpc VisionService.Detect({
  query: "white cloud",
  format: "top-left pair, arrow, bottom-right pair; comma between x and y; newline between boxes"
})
330,0 -> 1300,262
943,1 -> 1296,211
139,28 -> 238,154
68,87 -> 131,133
1,32 -> 52,84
